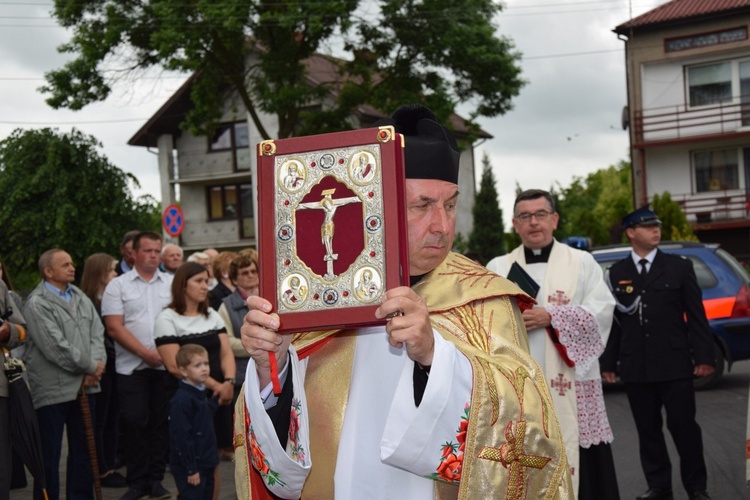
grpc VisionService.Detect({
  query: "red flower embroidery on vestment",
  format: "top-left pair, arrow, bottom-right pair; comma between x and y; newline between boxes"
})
289,408 -> 299,444
250,437 -> 270,474
289,398 -> 307,465
437,452 -> 462,481
457,418 -> 468,453
247,425 -> 286,486
430,401 -> 470,484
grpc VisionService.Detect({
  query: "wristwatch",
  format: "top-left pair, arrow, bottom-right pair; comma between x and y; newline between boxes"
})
223,377 -> 236,384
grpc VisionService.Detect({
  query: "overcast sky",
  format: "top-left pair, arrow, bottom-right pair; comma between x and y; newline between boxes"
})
1,0 -> 665,226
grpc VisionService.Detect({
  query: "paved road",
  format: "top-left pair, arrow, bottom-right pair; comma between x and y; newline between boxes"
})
10,361 -> 750,499
606,359 -> 750,500
9,454 -> 237,500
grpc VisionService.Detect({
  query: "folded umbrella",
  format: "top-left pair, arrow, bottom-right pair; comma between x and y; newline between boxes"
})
3,350 -> 48,500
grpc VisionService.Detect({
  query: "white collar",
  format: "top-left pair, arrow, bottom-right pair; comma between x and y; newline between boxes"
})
630,248 -> 657,267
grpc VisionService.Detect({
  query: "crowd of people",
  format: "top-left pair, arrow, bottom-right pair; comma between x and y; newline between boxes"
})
0,104 -> 717,500
0,232 -> 259,500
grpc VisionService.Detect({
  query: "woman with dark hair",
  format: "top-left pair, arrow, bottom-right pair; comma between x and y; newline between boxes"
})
153,262 -> 235,498
80,253 -> 125,487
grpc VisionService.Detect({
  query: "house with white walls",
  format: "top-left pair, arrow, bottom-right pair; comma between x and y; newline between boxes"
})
616,0 -> 750,258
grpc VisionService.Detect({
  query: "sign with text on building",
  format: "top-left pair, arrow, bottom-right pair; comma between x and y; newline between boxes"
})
162,204 -> 185,237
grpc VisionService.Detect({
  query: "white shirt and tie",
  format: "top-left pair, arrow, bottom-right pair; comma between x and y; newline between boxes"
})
631,248 -> 657,277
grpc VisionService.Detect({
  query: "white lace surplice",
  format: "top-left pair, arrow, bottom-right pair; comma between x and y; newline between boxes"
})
547,304 -> 614,448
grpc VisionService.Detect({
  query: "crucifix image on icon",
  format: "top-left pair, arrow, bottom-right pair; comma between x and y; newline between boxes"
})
297,188 -> 361,280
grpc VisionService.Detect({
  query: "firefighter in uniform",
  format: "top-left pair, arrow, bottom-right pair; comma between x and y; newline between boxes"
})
601,206 -> 715,500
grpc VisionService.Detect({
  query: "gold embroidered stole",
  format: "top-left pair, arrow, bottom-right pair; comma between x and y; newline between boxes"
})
233,329 -> 356,499
506,243 -> 581,488
416,253 -> 573,499
300,330 -> 357,498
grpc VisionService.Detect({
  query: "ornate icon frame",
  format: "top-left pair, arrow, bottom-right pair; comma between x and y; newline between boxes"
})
257,126 -> 408,333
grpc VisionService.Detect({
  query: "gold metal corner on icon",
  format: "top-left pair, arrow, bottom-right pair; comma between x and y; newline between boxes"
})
376,126 -> 395,144
259,140 -> 277,156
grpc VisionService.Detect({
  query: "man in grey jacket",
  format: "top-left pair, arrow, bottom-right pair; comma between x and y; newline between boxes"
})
0,279 -> 26,498
24,249 -> 106,500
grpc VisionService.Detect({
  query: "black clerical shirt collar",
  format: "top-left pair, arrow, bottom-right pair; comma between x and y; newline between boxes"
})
410,274 -> 427,286
524,240 -> 554,264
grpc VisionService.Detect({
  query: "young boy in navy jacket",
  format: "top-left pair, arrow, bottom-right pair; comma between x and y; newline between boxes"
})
169,344 -> 218,499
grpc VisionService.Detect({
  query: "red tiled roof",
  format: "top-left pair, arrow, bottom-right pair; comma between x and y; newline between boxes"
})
615,0 -> 750,33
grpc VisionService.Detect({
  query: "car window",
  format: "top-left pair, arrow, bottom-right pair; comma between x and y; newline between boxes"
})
684,256 -> 717,290
594,252 -> 717,290
716,248 -> 750,286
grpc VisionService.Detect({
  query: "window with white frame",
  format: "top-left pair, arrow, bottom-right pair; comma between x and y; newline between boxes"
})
692,148 -> 740,192
687,58 -> 750,116
688,61 -> 732,107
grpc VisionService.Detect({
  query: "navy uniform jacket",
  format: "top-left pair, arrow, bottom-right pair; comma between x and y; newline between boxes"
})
601,249 -> 715,383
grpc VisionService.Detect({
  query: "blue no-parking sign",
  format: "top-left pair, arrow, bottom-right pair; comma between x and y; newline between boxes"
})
162,204 -> 185,237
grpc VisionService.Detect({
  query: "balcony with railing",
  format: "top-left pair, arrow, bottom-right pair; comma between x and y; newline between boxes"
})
634,97 -> 750,147
171,148 -> 252,181
668,190 -> 750,228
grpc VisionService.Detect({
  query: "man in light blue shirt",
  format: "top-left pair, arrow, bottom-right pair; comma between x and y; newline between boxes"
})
24,248 -> 106,499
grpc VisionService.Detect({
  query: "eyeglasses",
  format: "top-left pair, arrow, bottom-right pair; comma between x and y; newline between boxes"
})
515,210 -> 553,223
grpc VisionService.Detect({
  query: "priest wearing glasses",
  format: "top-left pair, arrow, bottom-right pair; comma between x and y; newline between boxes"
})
487,189 -> 619,500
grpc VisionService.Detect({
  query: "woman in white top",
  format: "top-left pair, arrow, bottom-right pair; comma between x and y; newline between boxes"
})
153,262 -> 235,497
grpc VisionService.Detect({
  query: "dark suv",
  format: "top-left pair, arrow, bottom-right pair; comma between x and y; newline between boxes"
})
591,242 -> 750,389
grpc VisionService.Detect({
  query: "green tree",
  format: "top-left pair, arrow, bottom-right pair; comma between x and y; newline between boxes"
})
504,231 -> 521,252
42,0 -> 524,139
468,153 -> 504,263
557,161 -> 632,245
504,181 -> 523,250
651,192 -> 697,241
0,128 -> 160,290
452,232 -> 468,254
549,184 -> 566,241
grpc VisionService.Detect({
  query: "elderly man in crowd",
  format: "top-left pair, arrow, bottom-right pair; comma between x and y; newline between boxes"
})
24,249 -> 106,499
159,243 -> 184,275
